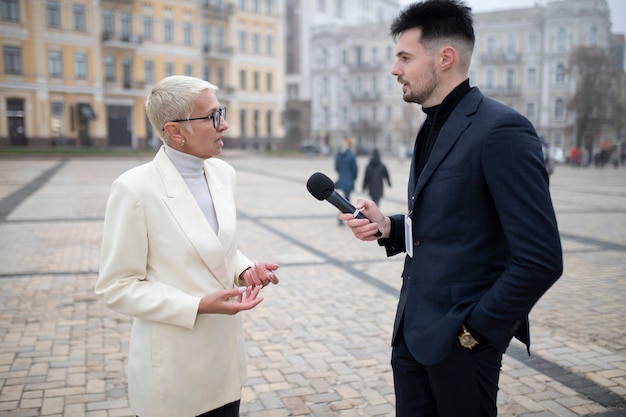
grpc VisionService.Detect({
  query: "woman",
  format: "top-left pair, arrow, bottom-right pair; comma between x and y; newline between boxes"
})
96,75 -> 279,417
362,148 -> 391,206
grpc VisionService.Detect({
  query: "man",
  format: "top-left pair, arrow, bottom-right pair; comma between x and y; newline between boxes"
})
339,1 -> 563,416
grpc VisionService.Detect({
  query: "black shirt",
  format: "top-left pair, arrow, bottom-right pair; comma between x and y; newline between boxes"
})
414,79 -> 473,178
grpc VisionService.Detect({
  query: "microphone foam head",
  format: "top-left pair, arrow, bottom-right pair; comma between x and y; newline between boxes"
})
306,172 -> 335,200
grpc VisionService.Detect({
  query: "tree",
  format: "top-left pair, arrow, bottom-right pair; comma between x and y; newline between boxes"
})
568,46 -> 626,157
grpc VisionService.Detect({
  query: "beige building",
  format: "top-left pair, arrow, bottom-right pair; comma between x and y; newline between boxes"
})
0,0 -> 284,149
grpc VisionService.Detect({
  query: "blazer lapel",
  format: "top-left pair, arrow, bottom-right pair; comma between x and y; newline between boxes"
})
411,89 -> 483,203
155,149 -> 233,290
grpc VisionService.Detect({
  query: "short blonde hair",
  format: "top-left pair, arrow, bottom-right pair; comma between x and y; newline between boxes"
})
145,75 -> 218,144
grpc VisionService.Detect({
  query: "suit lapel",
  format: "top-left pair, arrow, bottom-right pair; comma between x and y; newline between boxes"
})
411,89 -> 483,207
155,148 -> 232,290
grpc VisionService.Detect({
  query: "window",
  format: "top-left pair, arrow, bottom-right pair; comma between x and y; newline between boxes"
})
144,60 -> 154,83
590,26 -> 598,45
143,16 -> 153,40
265,35 -> 273,56
253,109 -> 260,136
3,45 -> 21,74
216,27 -> 224,47
47,1 -> 60,27
184,64 -> 192,76
335,0 -> 344,18
370,46 -> 378,64
238,31 -> 246,52
252,33 -> 259,53
1,0 -> 19,21
556,28 -> 567,52
165,62 -> 174,77
526,102 -> 535,118
104,55 -> 115,81
527,67 -> 537,86
253,71 -> 260,91
102,9 -> 114,35
121,12 -> 131,39
506,69 -> 515,91
322,76 -> 329,94
386,45 -> 393,61
217,67 -> 224,87
240,108 -> 247,137
49,50 -> 62,77
252,0 -> 260,13
183,22 -> 192,45
74,53 -> 87,79
240,69 -> 246,89
265,0 -> 273,14
73,4 -> 85,31
555,63 -> 565,85
201,25 -> 209,46
506,34 -> 516,54
554,98 -> 564,119
266,73 -> 272,92
486,68 -> 495,89
528,33 -> 538,53
164,19 -> 173,42
266,110 -> 272,137
317,0 -> 326,12
238,0 -> 246,10
487,37 -> 496,54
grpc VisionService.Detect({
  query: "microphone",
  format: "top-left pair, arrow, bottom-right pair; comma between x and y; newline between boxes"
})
306,172 -> 382,237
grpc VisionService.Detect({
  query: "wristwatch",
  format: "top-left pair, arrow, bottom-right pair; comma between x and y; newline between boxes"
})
458,324 -> 479,350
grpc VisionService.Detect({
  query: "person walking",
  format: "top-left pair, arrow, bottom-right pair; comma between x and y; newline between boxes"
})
96,75 -> 279,417
362,148 -> 392,206
338,1 -> 563,416
334,136 -> 358,225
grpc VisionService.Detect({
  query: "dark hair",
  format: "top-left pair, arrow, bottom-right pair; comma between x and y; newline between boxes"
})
390,0 -> 475,47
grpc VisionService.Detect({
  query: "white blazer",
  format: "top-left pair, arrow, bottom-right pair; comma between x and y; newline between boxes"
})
96,147 -> 254,416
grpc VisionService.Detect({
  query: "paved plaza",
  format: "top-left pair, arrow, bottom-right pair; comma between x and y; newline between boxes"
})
0,150 -> 625,417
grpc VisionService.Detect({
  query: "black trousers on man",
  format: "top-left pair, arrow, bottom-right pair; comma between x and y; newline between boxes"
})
392,328 -> 502,417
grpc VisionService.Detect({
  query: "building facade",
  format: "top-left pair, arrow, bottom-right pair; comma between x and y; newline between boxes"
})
284,0 -> 401,153
308,0 -> 624,158
0,0 -> 284,149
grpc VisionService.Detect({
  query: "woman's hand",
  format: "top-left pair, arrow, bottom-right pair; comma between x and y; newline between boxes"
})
240,261 -> 279,288
198,286 -> 263,315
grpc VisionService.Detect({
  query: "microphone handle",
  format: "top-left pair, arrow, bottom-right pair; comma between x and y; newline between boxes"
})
326,191 -> 382,237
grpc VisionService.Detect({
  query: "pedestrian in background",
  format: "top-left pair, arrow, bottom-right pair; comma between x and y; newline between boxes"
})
338,1 -> 563,416
334,135 -> 358,225
363,148 -> 392,206
96,75 -> 279,417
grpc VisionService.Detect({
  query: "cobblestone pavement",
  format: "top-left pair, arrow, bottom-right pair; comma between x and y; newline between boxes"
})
0,151 -> 624,417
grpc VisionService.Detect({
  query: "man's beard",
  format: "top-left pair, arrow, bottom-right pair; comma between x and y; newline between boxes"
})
402,64 -> 438,105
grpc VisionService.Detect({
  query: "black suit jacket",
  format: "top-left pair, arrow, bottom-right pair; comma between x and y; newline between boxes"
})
383,88 -> 563,365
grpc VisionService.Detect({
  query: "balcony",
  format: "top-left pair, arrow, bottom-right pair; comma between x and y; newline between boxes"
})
482,85 -> 521,97
479,52 -> 521,64
104,78 -> 147,92
203,44 -> 234,56
201,1 -> 235,17
101,32 -> 143,49
350,91 -> 381,102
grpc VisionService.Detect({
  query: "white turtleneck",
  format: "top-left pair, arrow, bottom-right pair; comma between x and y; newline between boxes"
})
164,145 -> 219,234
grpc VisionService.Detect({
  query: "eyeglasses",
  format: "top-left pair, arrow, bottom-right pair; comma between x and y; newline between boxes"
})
163,106 -> 226,131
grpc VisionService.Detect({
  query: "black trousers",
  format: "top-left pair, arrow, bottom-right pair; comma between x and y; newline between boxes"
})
391,328 -> 502,417
197,400 -> 240,417
136,400 -> 240,417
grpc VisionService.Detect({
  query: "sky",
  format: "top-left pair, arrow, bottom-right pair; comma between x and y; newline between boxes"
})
398,0 -> 626,36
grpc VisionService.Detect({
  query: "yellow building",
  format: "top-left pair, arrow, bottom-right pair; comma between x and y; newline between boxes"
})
0,0 -> 284,149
